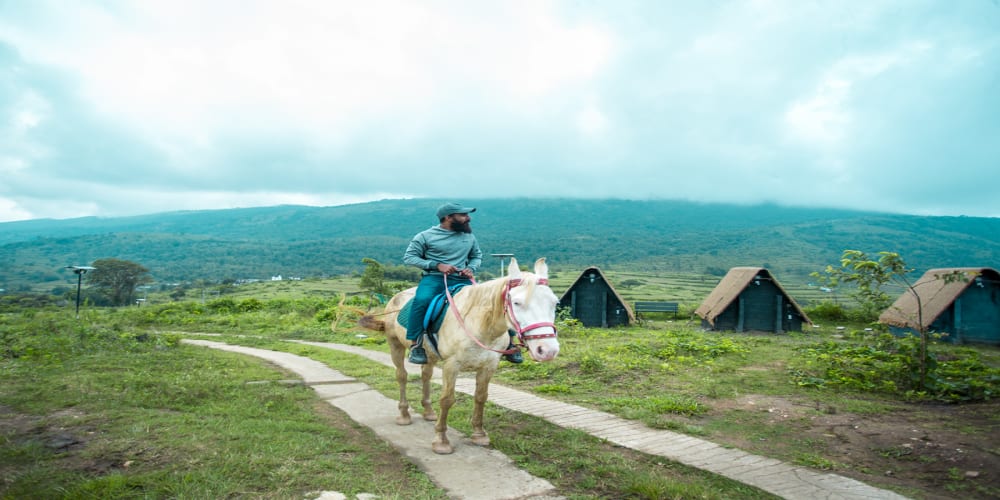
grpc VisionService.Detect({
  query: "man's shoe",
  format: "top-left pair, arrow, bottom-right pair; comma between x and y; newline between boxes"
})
502,344 -> 523,364
408,346 -> 428,364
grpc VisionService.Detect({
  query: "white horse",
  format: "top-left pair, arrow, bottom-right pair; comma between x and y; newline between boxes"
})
359,257 -> 560,454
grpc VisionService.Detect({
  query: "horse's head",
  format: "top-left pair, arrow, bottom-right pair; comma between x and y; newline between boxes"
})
505,258 -> 560,362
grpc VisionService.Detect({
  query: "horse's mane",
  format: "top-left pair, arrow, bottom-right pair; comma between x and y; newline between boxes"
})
456,274 -> 541,329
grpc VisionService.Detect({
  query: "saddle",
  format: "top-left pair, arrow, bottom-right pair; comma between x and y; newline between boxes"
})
396,283 -> 470,342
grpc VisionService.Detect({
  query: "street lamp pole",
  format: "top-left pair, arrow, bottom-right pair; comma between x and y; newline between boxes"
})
65,266 -> 96,318
490,253 -> 514,277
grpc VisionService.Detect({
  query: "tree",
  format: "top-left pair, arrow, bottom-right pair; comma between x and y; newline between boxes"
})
811,250 -> 904,322
87,258 -> 153,306
812,250 -> 968,389
618,279 -> 645,289
359,258 -> 390,299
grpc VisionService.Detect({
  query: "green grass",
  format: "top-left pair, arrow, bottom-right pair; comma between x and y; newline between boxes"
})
0,313 -> 443,499
6,294 -> 1000,499
202,337 -> 778,499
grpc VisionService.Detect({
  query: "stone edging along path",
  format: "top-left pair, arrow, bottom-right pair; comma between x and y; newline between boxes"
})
183,338 -> 910,500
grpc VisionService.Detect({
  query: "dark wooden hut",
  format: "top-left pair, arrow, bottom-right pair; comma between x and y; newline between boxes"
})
558,266 -> 635,327
878,267 -> 1000,345
695,267 -> 811,333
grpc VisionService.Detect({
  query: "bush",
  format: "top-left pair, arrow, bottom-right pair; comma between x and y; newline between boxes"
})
238,298 -> 265,312
790,331 -> 1000,402
805,300 -> 847,322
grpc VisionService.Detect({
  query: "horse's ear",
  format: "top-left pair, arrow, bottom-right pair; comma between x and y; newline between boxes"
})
508,258 -> 521,279
534,258 -> 548,279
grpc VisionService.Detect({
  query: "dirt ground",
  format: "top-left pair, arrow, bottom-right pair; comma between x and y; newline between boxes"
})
713,395 -> 1000,499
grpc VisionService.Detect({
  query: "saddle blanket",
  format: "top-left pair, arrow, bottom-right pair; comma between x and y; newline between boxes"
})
396,283 -> 469,334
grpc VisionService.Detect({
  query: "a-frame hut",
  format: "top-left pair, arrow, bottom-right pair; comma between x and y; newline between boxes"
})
558,266 -> 635,327
695,267 -> 811,333
878,267 -> 1000,345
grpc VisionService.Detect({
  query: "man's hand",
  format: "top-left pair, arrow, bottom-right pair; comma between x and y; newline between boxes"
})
436,263 -> 473,279
436,263 -> 459,275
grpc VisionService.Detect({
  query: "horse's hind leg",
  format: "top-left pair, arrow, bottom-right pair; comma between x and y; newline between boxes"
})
420,363 -> 437,421
432,367 -> 458,454
388,337 -> 412,425
470,367 -> 495,447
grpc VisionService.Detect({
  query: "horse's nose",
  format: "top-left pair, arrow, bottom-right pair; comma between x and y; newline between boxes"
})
532,342 -> 560,361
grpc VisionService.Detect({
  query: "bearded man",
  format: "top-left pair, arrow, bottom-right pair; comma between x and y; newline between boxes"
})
401,202 -> 521,364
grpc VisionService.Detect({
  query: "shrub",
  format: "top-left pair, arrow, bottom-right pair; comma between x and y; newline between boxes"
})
789,331 -> 1000,402
805,300 -> 847,322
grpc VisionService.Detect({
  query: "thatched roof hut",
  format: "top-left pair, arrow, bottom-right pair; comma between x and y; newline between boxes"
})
558,266 -> 635,327
879,267 -> 1000,345
695,267 -> 811,333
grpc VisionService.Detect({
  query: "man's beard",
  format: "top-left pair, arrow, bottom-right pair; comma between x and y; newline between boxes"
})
453,220 -> 472,233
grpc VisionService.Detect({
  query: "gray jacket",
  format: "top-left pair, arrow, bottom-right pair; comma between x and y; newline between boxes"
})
403,226 -> 483,275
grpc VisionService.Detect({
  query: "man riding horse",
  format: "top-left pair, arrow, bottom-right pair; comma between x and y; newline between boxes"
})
402,202 -> 521,364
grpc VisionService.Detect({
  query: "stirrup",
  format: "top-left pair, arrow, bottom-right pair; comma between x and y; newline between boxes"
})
408,345 -> 428,364
502,344 -> 523,364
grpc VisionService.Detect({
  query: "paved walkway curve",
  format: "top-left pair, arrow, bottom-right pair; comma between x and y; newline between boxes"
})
182,339 -> 560,500
293,341 -> 910,500
184,338 -> 910,499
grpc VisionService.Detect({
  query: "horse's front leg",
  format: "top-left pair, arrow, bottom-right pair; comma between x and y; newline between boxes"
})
470,366 -> 496,447
390,339 -> 412,425
420,363 -> 437,421
432,365 -> 458,454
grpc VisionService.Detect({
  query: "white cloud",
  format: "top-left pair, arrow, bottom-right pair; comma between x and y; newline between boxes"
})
1,0 -> 998,222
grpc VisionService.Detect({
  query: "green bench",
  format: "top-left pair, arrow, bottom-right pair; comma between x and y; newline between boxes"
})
634,301 -> 679,320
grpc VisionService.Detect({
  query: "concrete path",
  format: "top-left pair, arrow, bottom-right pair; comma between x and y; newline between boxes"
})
182,339 -> 560,500
185,338 -> 910,499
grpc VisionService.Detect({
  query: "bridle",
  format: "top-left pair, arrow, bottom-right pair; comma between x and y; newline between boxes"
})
503,277 -> 558,344
443,274 -> 557,355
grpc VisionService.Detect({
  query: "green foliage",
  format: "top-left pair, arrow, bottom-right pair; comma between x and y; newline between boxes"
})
237,297 -> 264,312
0,292 -> 61,311
0,311 -> 179,363
805,300 -> 848,322
810,250 -> 976,392
87,258 -> 153,306
811,250 -> 907,322
606,394 -> 707,417
206,297 -> 237,313
359,257 -> 389,297
618,278 -> 645,289
789,331 -> 1000,402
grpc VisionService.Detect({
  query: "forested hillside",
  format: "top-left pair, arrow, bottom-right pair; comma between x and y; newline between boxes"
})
2,198 -> 998,291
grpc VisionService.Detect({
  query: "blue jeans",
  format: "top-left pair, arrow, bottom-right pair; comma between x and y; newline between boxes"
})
406,274 -> 472,341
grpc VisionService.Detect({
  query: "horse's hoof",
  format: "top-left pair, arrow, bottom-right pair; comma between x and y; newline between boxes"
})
396,416 -> 412,425
471,432 -> 490,447
423,412 -> 438,421
432,441 -> 454,455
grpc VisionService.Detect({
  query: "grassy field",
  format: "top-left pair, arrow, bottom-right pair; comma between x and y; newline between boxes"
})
4,277 -> 1000,499
0,315 -> 442,499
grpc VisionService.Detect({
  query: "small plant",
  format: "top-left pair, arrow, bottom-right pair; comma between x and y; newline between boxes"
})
534,383 -> 572,394
795,453 -> 838,471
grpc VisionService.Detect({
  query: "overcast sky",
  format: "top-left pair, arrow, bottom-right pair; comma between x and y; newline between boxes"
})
1,1 -> 998,223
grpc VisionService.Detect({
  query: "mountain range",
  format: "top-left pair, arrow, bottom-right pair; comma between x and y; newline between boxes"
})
2,198 -> 998,291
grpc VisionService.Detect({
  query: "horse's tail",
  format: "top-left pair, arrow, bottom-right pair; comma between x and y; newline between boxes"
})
358,314 -> 386,331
